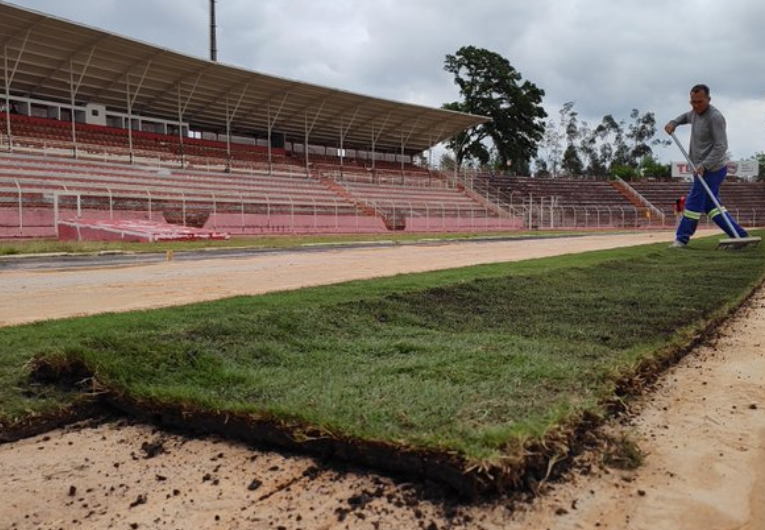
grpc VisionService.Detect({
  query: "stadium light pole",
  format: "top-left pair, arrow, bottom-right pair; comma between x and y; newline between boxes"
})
210,0 -> 217,62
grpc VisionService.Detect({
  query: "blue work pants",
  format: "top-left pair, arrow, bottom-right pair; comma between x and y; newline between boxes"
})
675,166 -> 748,244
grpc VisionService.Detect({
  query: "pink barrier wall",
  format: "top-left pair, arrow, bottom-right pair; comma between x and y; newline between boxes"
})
0,208 -> 56,237
204,213 -> 388,234
404,216 -> 523,232
57,223 -> 148,242
0,207 -> 165,238
1,207 -> 390,238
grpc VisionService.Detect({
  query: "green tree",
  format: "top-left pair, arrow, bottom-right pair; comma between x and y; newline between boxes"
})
756,152 -> 765,182
639,155 -> 671,179
610,164 -> 638,181
534,157 -> 551,177
444,46 -> 547,175
561,144 -> 584,176
626,109 -> 670,165
589,115 -> 620,172
577,121 -> 607,177
538,119 -> 563,177
538,101 -> 576,177
439,152 -> 456,172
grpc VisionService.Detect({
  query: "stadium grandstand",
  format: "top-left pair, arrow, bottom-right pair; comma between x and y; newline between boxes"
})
1,1 -> 763,241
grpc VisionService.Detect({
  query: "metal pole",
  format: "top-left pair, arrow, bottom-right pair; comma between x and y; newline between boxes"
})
210,0 -> 218,62
69,61 -> 77,159
177,85 -> 185,168
4,49 -> 12,151
125,79 -> 134,163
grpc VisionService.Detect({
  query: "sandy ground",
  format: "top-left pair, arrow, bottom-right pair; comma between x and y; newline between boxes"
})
2,230 -> 764,530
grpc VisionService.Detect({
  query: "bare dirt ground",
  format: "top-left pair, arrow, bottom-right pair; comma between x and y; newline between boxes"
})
2,230 -> 764,530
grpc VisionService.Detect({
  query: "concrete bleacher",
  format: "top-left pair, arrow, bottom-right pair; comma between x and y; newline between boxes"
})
630,179 -> 765,227
1,112 -> 305,174
476,173 -> 765,229
2,119 -> 520,236
478,175 -> 630,208
0,153 -> 347,207
474,174 -> 649,228
0,152 -> 387,238
627,180 -> 689,216
58,218 -> 231,242
335,178 -> 520,231
297,157 -> 522,231
10,111 -> 761,237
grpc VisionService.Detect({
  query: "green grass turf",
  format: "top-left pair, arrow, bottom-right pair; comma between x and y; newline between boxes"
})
1,231 -> 763,468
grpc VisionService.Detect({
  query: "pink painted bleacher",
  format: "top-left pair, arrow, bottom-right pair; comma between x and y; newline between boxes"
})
0,151 -> 389,238
58,218 -> 230,242
1,112 -> 289,167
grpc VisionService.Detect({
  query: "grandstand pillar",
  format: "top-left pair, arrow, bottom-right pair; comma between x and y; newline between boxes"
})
266,96 -> 288,175
338,130 -> 345,177
267,106 -> 273,174
3,50 -> 10,151
303,139 -> 310,176
125,83 -> 134,164
69,64 -> 78,159
338,108 -> 360,178
400,132 -> 406,175
223,87 -> 247,173
339,134 -> 345,176
398,119 -> 418,175
303,103 -> 327,178
426,128 -> 443,171
4,32 -> 32,152
174,75 -> 201,169
177,85 -> 185,168
67,49 -> 97,160
124,64 -> 155,165
3,86 -> 10,152
225,96 -> 232,171
370,126 -> 377,175
304,112 -> 310,177
3,50 -> 8,150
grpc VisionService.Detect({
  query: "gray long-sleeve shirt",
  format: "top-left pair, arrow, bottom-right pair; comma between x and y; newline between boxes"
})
669,104 -> 728,171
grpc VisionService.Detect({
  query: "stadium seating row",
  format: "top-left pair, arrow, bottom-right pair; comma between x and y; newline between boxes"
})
0,151 -> 514,237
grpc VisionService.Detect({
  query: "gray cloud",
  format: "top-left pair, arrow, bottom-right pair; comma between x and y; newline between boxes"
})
8,0 -> 765,161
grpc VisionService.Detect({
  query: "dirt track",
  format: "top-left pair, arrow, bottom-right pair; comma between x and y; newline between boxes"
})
2,230 -> 764,529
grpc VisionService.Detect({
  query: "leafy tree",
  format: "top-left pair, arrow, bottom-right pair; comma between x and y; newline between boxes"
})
537,101 -> 576,177
439,152 -> 456,172
597,114 -> 631,167
564,105 -> 579,146
626,109 -> 670,165
610,164 -> 638,181
442,102 -> 489,166
537,119 -> 563,177
534,102 -> 671,178
444,46 -> 547,175
639,155 -> 671,179
561,144 -> 584,176
577,121 -> 607,176
756,152 -> 765,182
534,157 -> 550,177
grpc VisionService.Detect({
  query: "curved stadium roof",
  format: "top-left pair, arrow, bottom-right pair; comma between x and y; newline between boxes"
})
0,1 -> 489,156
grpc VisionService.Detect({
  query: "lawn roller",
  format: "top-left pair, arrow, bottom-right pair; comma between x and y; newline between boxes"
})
670,132 -> 761,250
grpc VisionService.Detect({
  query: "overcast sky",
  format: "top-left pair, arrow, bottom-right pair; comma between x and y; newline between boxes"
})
7,0 -> 765,163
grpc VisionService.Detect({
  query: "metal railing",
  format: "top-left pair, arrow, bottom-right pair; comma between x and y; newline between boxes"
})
0,180 -> 368,237
1,155 -> 759,238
